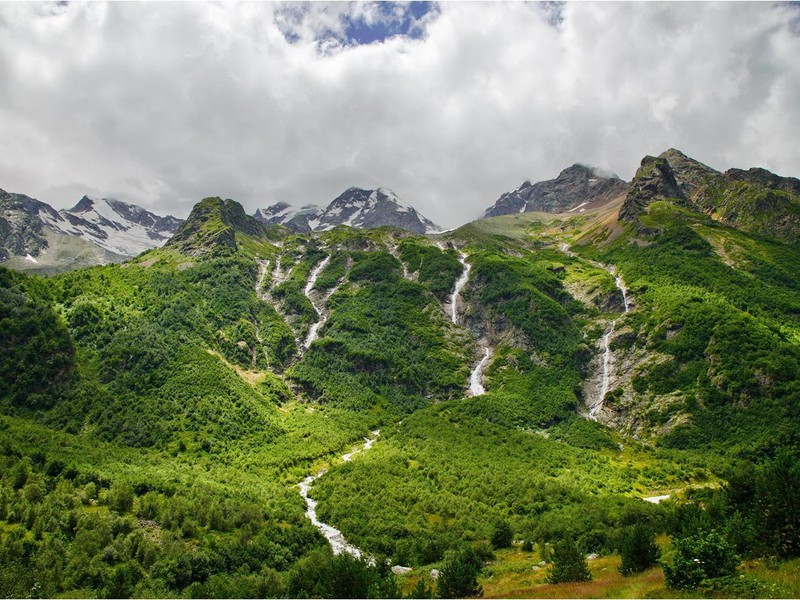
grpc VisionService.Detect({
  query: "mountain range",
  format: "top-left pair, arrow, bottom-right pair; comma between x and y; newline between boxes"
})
1,148 -> 800,597
4,149 -> 798,273
0,191 -> 184,273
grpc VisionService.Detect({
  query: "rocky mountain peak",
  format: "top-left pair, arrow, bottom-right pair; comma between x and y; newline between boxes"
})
619,150 -> 800,244
484,163 -> 627,218
70,195 -> 97,213
168,197 -> 268,256
618,155 -> 689,222
657,149 -> 725,200
255,187 -> 440,235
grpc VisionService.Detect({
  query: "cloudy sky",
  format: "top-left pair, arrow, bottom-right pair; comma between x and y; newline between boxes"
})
1,1 -> 799,227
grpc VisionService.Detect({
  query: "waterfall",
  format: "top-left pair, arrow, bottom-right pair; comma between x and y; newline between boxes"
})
303,255 -> 331,349
451,253 -> 471,325
469,347 -> 491,396
591,268 -> 630,418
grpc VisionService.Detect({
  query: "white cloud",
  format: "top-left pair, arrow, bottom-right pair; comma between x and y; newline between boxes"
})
0,1 -> 798,227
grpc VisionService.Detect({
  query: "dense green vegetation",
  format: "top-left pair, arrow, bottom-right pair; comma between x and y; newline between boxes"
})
289,249 -> 470,413
1,189 -> 799,598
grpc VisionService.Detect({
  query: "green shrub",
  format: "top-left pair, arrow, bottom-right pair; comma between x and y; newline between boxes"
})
437,546 -> 482,598
662,530 -> 739,589
491,520 -> 513,549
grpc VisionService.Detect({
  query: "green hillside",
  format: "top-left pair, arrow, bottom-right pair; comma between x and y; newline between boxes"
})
1,178 -> 799,598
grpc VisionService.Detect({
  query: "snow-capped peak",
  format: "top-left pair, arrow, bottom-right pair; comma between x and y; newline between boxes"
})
52,196 -> 183,256
254,187 -> 441,235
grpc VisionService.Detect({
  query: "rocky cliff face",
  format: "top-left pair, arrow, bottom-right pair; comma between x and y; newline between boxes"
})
485,164 -> 628,217
0,190 -> 56,260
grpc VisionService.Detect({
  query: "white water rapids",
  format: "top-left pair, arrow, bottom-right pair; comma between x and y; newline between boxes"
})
303,255 -> 332,349
299,431 -> 380,558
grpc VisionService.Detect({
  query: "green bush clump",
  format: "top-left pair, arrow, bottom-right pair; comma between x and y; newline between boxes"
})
437,545 -> 483,598
662,530 -> 739,589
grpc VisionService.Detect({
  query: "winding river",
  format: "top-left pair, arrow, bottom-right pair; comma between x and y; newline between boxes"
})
299,431 -> 380,558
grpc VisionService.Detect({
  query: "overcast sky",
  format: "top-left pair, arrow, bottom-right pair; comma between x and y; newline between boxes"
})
1,1 -> 799,227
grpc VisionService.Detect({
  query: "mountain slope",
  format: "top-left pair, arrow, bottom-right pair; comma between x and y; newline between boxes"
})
485,164 -> 628,217
2,153 -> 800,598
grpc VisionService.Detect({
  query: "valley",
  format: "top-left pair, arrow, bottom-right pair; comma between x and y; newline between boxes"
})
1,149 -> 799,598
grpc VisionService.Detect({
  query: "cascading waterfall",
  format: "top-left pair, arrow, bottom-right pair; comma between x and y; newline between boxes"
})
615,274 -> 629,313
591,267 -> 631,418
450,251 -> 493,397
299,431 -> 380,558
303,255 -> 331,349
469,347 -> 491,396
451,253 -> 471,325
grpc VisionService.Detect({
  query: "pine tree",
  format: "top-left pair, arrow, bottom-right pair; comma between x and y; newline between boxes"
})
437,546 -> 483,598
618,524 -> 660,575
547,538 -> 591,584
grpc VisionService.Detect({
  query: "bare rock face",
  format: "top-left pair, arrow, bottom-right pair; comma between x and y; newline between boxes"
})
618,156 -> 689,221
485,164 -> 628,218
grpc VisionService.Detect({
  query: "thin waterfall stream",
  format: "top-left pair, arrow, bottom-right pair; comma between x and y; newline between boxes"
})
591,266 -> 630,418
450,253 -> 471,325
